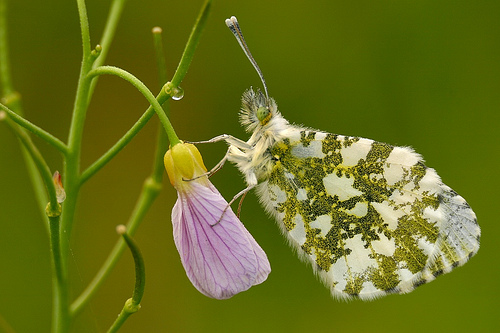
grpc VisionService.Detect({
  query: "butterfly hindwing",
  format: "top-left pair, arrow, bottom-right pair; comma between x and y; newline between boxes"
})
255,129 -> 480,300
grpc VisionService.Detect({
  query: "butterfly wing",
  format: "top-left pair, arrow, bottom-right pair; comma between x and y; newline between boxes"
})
256,129 -> 480,300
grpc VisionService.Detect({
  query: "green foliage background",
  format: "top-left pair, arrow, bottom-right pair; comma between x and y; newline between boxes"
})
1,0 -> 498,332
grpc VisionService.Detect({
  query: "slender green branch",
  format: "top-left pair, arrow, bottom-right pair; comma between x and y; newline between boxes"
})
70,177 -> 161,317
107,226 -> 145,333
4,117 -> 60,213
117,225 -> 146,305
0,103 -> 68,153
76,0 -> 91,59
151,27 -> 169,183
94,0 -> 127,69
62,0 -> 95,271
79,84 -> 170,185
106,298 -> 139,333
87,65 -> 180,145
49,215 -> 63,282
66,67 -> 92,159
67,0 -> 95,158
23,146 -> 51,230
87,0 -> 128,102
51,1 -> 96,332
151,110 -> 169,184
171,0 -> 212,87
152,27 -> 168,89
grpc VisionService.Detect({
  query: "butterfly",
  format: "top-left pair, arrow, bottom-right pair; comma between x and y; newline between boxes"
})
197,16 -> 480,300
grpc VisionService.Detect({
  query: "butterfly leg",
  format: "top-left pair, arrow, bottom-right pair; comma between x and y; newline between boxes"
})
185,134 -> 252,182
183,147 -> 230,182
212,183 -> 256,226
188,134 -> 251,149
237,191 -> 249,219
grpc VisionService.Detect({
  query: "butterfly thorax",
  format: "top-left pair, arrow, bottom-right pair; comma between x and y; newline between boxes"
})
228,88 -> 295,186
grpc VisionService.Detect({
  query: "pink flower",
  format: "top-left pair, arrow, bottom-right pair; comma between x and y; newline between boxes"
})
164,143 -> 270,299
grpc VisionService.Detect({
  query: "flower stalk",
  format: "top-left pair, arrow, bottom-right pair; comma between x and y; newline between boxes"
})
106,225 -> 145,333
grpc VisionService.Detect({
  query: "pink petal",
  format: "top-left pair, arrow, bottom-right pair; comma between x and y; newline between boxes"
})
172,181 -> 270,299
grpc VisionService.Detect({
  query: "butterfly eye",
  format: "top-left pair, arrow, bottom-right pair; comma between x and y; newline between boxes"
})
257,106 -> 271,125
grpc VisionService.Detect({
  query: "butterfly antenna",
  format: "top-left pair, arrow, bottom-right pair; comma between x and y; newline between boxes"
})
225,16 -> 269,98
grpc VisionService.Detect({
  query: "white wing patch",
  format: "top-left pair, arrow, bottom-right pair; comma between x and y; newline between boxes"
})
323,173 -> 364,201
256,130 -> 480,300
340,140 -> 373,166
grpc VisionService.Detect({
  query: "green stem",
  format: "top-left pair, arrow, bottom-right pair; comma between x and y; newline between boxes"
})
151,107 -> 170,182
63,0 -> 95,239
120,226 -> 146,305
95,0 -> 127,65
49,216 -> 63,282
151,27 -> 169,183
70,177 -> 161,317
23,145 -> 51,232
152,27 -> 168,89
4,117 -> 60,213
67,0 -> 94,161
76,0 -> 91,59
106,226 -> 144,333
170,0 -> 212,87
87,0 -> 127,102
0,103 -> 68,153
106,299 -> 139,333
50,1 -> 95,332
87,65 -> 180,145
48,214 -> 68,333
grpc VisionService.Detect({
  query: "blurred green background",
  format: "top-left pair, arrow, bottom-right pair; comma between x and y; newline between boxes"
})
1,0 -> 499,332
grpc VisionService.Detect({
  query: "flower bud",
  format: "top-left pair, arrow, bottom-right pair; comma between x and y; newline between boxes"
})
164,143 -> 207,187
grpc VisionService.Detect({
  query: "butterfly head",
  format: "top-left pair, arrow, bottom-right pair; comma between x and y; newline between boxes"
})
239,87 -> 279,133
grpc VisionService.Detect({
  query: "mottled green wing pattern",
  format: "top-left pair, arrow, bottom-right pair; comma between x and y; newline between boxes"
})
256,130 -> 480,300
